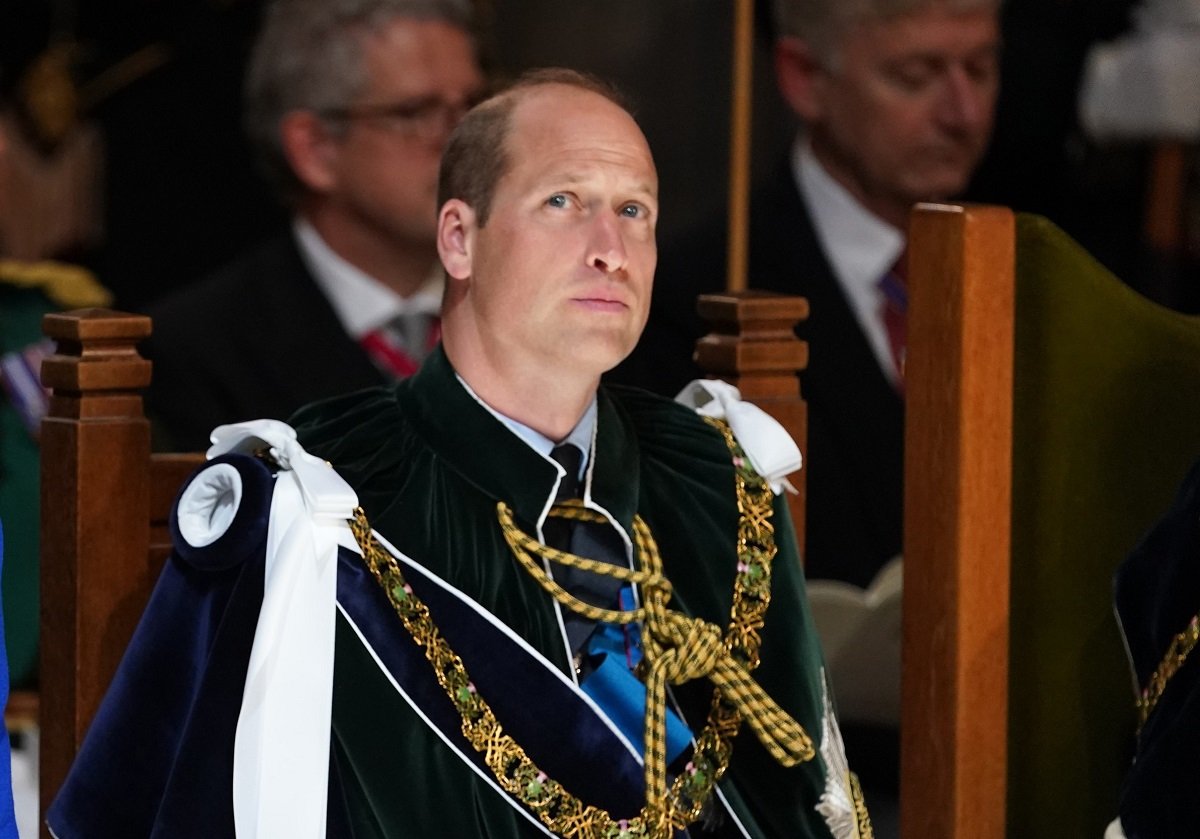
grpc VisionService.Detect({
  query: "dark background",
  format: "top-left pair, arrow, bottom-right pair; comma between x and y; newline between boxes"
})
3,0 -> 1190,312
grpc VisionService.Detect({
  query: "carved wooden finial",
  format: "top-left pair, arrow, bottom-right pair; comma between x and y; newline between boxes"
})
694,290 -> 809,399
694,289 -> 809,550
41,308 -> 151,420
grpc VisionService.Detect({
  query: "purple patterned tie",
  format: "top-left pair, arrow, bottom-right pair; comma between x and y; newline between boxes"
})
879,251 -> 908,392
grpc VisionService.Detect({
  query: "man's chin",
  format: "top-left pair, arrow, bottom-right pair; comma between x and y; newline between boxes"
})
911,155 -> 985,197
905,172 -> 972,204
570,333 -> 639,379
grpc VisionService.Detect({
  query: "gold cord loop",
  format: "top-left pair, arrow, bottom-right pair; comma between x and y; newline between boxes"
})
497,494 -> 814,815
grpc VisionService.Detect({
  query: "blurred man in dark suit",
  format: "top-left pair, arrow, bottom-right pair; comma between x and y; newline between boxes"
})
144,0 -> 485,450
616,0 -> 1000,588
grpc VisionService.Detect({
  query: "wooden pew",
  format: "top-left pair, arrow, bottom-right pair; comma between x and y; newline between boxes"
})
693,290 -> 809,535
38,309 -> 203,831
901,202 -> 1200,838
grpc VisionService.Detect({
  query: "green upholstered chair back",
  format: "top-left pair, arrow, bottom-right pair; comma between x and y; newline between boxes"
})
899,204 -> 1200,839
1008,213 -> 1200,837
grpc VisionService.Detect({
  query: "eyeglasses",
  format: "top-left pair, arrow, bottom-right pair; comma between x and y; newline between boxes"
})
320,93 -> 483,142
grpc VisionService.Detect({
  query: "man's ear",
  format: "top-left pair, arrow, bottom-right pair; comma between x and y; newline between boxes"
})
280,110 -> 339,193
774,36 -> 826,122
437,199 -> 476,281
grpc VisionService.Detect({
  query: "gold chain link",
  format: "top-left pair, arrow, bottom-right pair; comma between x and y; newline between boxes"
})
1137,614 -> 1200,731
349,418 -> 808,837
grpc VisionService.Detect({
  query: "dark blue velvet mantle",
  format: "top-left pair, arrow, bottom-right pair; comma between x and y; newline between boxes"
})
47,453 -> 650,838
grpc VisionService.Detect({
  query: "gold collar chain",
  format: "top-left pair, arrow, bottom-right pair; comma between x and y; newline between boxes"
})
351,418 -> 811,838
1137,613 -> 1200,732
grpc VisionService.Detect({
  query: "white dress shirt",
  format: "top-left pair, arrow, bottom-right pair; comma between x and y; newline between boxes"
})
792,138 -> 905,386
292,218 -> 443,340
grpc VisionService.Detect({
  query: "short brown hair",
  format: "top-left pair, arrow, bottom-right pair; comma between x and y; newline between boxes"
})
436,67 -> 631,227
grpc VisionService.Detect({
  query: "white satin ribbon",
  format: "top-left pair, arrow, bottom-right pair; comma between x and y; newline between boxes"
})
205,420 -> 358,839
674,379 -> 802,495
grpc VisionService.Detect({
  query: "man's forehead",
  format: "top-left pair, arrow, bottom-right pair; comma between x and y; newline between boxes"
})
848,0 -> 999,22
361,17 -> 482,90
510,85 -> 649,152
839,1 -> 997,33
524,162 -> 659,203
510,110 -> 655,191
843,3 -> 998,56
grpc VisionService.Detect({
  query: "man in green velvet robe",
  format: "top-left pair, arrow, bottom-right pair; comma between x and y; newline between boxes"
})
49,68 -> 871,839
290,69 -> 872,838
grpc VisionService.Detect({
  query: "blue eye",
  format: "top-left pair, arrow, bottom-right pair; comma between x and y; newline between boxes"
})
620,204 -> 642,218
547,194 -> 568,208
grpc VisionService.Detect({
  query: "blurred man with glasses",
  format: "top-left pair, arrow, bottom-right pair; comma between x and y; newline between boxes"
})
143,0 -> 486,450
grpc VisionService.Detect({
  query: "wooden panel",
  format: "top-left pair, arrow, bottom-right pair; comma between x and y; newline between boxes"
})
900,204 -> 1014,839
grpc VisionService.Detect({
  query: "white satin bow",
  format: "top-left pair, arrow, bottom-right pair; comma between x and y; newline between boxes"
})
675,379 -> 802,495
202,420 -> 358,839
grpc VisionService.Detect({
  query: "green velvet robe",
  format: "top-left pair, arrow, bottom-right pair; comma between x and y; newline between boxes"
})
293,347 -> 856,839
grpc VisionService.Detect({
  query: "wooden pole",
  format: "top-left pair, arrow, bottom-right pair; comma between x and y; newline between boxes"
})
726,0 -> 754,292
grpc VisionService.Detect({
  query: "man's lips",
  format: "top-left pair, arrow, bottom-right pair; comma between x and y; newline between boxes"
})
571,295 -> 630,312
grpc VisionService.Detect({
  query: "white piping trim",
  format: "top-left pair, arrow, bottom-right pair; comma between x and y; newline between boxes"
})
713,782 -> 754,839
366,528 -> 645,765
336,602 -> 556,837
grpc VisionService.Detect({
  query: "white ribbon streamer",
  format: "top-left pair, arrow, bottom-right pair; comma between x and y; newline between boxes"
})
201,420 -> 358,839
674,379 -> 802,495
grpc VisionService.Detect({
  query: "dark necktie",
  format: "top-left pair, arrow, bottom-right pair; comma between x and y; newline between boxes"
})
545,444 -> 625,654
545,446 -> 697,780
543,443 -> 582,550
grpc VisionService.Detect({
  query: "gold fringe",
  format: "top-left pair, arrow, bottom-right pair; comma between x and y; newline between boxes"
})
0,259 -> 111,309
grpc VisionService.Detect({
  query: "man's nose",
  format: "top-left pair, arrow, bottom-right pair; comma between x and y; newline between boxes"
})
937,66 -> 994,134
587,212 -> 629,274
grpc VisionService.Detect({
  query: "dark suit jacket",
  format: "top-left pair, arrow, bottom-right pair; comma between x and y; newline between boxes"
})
142,233 -> 388,451
611,164 -> 904,587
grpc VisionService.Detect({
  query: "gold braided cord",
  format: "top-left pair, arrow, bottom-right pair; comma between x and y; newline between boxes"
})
500,501 -> 659,627
498,501 -> 814,817
350,417 -> 811,838
1137,613 -> 1200,731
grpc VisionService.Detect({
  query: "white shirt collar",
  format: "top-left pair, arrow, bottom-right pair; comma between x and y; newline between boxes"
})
792,137 -> 905,384
291,218 -> 444,339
